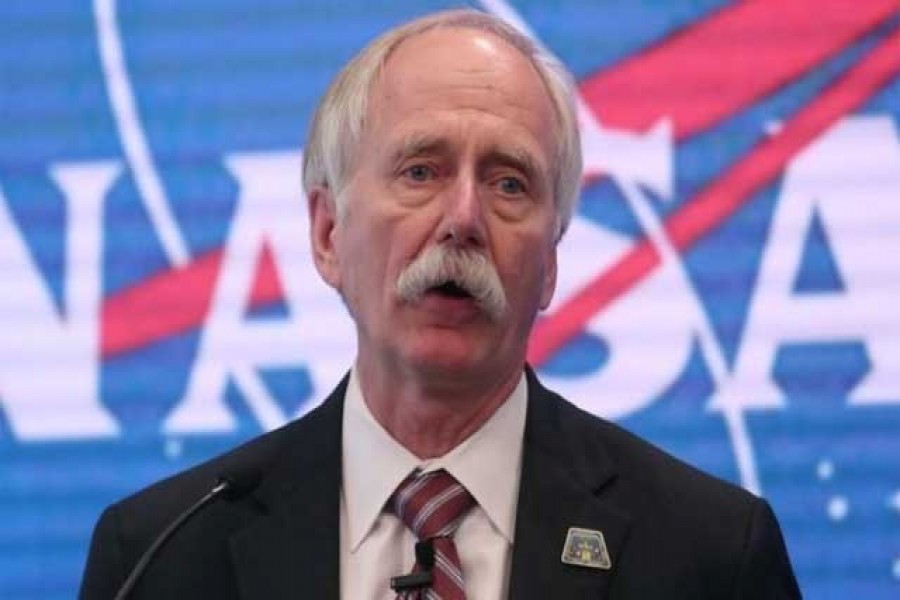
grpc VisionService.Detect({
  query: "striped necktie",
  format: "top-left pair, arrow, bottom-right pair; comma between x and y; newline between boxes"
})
391,469 -> 476,599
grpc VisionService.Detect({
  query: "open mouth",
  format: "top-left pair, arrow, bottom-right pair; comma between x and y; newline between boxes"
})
428,281 -> 473,299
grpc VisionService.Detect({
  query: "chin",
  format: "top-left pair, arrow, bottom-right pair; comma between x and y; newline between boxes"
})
403,335 -> 491,376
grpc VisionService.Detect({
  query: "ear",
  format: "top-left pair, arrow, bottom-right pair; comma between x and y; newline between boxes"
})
308,186 -> 342,291
538,245 -> 557,310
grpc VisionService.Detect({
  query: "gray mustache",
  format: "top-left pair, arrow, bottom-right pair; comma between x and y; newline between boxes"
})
396,246 -> 507,320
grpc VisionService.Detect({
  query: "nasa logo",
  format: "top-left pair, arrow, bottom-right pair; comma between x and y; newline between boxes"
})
0,1 -> 899,596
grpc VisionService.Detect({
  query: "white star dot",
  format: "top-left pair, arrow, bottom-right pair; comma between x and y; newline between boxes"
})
827,496 -> 849,522
764,120 -> 784,136
164,437 -> 183,460
816,459 -> 834,481
893,557 -> 900,580
888,490 -> 900,514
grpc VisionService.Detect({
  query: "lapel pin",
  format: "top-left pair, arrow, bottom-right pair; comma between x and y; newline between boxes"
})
561,527 -> 612,570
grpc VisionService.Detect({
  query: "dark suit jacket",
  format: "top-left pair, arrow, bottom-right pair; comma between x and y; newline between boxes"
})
80,369 -> 801,599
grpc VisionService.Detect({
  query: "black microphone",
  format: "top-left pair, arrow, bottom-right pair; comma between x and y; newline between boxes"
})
415,539 -> 435,570
112,467 -> 261,600
390,539 -> 435,593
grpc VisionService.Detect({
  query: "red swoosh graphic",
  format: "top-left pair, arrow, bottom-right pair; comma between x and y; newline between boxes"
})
102,244 -> 281,355
100,1 -> 900,358
528,26 -> 900,365
580,0 -> 898,137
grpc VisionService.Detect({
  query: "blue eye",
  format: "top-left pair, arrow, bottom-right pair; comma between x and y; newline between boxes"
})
498,176 -> 526,195
404,164 -> 434,181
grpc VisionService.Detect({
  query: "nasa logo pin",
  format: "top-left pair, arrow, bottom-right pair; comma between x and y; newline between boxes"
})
560,527 -> 612,570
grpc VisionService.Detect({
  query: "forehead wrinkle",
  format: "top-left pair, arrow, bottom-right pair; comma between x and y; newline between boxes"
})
377,32 -> 553,117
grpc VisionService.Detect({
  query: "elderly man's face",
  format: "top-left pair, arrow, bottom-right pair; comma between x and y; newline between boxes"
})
311,27 -> 559,380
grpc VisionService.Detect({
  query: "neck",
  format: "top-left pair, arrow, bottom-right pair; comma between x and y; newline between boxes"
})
355,354 -> 523,459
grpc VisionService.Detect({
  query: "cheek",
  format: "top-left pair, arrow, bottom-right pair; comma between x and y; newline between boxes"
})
339,214 -> 414,297
497,230 -> 555,301
332,221 -> 375,299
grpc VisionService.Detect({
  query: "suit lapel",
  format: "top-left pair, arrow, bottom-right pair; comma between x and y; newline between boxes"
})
508,368 -> 632,600
228,378 -> 347,600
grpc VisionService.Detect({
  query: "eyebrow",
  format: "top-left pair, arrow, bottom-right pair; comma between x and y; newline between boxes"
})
391,132 -> 548,188
391,133 -> 452,165
483,145 -> 544,186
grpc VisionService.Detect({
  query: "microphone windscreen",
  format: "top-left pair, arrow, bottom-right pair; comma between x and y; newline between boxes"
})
415,539 -> 435,569
217,467 -> 262,501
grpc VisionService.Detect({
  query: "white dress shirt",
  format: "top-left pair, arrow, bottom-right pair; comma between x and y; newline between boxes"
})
340,368 -> 528,599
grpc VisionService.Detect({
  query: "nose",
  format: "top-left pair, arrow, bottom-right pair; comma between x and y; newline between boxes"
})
437,171 -> 486,248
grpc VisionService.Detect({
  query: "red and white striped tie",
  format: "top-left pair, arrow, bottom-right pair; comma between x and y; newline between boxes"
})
391,469 -> 476,600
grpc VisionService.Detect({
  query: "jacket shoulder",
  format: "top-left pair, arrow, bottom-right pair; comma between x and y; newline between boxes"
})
532,384 -> 799,597
534,382 -> 753,509
110,393 -> 339,553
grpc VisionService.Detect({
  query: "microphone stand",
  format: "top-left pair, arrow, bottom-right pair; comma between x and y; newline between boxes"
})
113,479 -> 232,600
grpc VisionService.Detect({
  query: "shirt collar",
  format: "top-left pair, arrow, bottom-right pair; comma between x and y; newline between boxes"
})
341,367 -> 528,552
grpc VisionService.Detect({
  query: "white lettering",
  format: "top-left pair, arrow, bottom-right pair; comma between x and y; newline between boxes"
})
0,162 -> 121,440
713,116 -> 900,411
165,151 -> 354,434
539,216 -> 696,418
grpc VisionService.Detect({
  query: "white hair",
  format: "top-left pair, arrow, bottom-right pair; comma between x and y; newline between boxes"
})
301,8 -> 582,239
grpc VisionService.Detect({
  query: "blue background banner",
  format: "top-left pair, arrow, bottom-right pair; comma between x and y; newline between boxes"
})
1,1 -> 899,597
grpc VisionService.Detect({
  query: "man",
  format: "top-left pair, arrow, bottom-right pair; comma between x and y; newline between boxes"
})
80,9 -> 801,599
